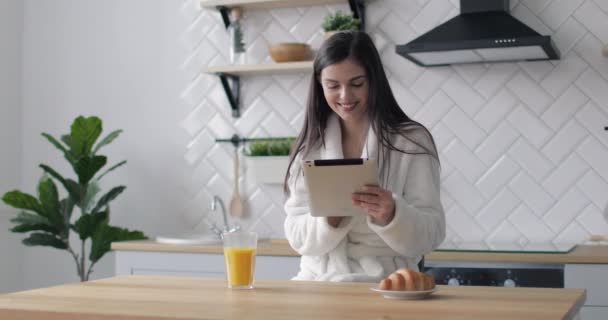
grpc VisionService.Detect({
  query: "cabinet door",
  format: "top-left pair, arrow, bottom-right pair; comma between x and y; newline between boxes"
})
565,264 -> 608,307
115,251 -> 300,280
256,256 -> 300,280
579,306 -> 608,320
115,251 -> 225,278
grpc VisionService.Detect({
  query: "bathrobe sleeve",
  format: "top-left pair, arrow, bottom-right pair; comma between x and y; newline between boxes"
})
368,151 -> 446,258
283,155 -> 357,256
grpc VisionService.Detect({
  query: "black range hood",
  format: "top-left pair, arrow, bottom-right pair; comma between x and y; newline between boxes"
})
396,0 -> 560,67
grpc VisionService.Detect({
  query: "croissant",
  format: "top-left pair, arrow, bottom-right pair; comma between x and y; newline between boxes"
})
379,268 -> 436,291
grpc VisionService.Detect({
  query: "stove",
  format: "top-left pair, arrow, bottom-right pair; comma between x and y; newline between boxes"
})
423,242 -> 576,288
435,241 -> 576,253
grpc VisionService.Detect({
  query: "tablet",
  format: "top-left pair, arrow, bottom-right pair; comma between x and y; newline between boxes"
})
302,158 -> 379,217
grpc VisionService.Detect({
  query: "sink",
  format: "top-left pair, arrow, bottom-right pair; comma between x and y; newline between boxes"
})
155,234 -> 222,245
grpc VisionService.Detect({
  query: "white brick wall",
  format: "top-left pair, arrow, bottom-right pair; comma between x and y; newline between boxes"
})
182,0 -> 608,245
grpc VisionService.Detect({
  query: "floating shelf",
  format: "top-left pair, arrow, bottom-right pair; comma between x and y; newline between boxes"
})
201,0 -> 365,30
199,0 -> 366,117
203,61 -> 313,76
200,0 -> 347,10
203,62 -> 313,117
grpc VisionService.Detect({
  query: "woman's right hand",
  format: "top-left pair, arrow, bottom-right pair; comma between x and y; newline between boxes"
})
327,216 -> 343,228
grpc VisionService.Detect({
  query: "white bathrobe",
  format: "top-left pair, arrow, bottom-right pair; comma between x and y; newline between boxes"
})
284,114 -> 445,282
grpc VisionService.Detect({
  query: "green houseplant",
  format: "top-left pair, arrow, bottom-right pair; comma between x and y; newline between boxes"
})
245,138 -> 294,157
321,10 -> 361,39
244,138 -> 294,184
2,116 -> 147,282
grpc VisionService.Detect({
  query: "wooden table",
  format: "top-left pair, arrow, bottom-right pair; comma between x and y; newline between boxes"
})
0,275 -> 585,320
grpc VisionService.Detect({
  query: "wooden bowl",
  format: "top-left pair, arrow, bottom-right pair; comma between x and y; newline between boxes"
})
269,43 -> 312,63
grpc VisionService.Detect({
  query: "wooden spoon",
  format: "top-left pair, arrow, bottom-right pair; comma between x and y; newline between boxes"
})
229,146 -> 244,218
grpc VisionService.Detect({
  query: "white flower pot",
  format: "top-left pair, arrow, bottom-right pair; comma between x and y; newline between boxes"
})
245,156 -> 289,184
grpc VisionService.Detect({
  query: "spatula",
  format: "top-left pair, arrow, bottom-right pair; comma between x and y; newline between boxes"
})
229,146 -> 244,218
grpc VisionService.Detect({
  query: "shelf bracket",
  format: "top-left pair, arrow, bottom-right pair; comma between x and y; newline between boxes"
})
348,0 -> 366,30
217,6 -> 231,29
217,73 -> 240,118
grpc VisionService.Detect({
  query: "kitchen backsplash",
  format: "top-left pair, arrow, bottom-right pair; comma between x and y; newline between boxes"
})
180,0 -> 608,246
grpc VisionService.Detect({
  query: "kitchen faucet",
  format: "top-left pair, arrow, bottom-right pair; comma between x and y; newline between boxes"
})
208,195 -> 240,238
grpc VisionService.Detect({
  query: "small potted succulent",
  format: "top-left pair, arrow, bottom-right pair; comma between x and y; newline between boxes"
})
244,138 -> 294,184
321,10 -> 361,40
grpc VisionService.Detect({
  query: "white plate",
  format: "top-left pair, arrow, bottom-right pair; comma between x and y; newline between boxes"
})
370,287 -> 437,300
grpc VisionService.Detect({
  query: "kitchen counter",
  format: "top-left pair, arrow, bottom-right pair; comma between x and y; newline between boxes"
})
0,275 -> 585,320
112,239 -> 300,256
112,240 -> 608,264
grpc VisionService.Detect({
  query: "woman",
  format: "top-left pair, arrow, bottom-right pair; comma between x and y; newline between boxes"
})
283,31 -> 445,282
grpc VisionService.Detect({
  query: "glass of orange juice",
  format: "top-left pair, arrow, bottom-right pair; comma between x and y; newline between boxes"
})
222,231 -> 258,289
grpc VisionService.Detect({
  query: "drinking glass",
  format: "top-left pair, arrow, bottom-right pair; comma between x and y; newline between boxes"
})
223,231 -> 257,289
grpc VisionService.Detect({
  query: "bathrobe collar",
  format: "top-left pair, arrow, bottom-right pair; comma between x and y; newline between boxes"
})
321,113 -> 378,160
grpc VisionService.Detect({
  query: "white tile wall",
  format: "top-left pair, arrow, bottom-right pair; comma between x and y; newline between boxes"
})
183,0 -> 608,245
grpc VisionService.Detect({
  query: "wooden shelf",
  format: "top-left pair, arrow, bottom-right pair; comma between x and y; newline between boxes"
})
199,0 -> 365,117
203,61 -> 313,76
200,0 -> 345,10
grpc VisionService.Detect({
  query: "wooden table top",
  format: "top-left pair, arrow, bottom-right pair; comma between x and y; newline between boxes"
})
0,275 -> 586,320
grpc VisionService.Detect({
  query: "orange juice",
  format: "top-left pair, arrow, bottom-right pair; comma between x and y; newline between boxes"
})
224,247 -> 256,287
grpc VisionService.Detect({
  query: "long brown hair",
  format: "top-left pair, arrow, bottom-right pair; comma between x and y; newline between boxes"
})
284,31 -> 438,193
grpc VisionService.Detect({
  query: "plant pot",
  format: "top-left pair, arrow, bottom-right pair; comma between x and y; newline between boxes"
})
245,155 -> 289,184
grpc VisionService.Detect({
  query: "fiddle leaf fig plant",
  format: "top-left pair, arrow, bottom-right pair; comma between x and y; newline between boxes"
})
2,116 -> 147,281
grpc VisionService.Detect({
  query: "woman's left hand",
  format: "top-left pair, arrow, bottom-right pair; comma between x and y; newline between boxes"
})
352,185 -> 395,226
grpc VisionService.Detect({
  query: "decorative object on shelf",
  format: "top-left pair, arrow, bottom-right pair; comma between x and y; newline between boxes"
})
229,145 -> 244,218
202,1 -> 366,119
321,10 -> 361,40
603,44 -> 608,57
1,116 -> 147,282
269,42 -> 313,63
229,7 -> 246,64
244,138 -> 295,184
216,135 -> 294,184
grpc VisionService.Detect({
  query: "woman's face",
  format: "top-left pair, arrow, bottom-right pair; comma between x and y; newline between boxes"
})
320,58 -> 369,124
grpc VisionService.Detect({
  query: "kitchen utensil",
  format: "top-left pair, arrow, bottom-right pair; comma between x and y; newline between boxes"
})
229,146 -> 244,218
268,43 -> 312,63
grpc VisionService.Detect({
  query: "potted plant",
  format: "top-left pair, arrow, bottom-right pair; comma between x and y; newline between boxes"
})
244,138 -> 294,184
321,10 -> 361,40
1,116 -> 147,282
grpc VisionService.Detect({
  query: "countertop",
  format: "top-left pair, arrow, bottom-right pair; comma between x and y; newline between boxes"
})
0,275 -> 585,320
111,239 -> 608,264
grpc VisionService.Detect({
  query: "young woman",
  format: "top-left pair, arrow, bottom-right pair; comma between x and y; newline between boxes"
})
283,31 -> 445,282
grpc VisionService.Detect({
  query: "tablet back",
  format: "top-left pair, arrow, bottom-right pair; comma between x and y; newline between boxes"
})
302,158 -> 378,217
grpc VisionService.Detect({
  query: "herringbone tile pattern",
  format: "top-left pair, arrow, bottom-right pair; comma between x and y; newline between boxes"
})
179,0 -> 608,245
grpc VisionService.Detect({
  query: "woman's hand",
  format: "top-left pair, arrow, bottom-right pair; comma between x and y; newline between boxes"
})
352,185 -> 395,226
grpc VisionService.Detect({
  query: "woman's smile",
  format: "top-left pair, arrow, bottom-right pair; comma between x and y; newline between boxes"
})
320,58 -> 369,124
338,102 -> 358,112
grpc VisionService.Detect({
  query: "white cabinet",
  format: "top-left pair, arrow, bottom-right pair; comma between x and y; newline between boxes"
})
115,250 -> 300,280
565,264 -> 608,320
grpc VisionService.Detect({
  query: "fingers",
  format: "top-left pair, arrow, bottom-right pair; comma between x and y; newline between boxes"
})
352,185 -> 396,225
358,185 -> 383,195
352,193 -> 379,204
353,200 -> 380,211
